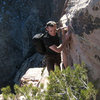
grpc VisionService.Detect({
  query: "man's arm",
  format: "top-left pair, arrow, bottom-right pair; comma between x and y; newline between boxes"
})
49,42 -> 66,53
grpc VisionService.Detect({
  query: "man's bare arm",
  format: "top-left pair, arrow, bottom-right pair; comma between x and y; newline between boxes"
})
49,41 -> 66,53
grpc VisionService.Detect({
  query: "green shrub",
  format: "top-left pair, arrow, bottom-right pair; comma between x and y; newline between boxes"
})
46,63 -> 97,100
1,63 -> 97,100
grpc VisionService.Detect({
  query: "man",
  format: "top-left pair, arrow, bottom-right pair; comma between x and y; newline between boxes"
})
43,21 -> 69,74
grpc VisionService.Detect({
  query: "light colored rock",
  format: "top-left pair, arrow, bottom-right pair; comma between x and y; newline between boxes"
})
18,96 -> 26,100
20,68 -> 43,87
39,67 -> 49,90
60,0 -> 100,86
0,94 -> 3,100
20,67 -> 49,89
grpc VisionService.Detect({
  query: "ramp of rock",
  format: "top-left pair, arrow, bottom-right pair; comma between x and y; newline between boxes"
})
20,67 -> 49,88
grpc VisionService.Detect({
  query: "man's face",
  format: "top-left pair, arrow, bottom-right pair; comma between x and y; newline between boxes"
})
46,25 -> 57,36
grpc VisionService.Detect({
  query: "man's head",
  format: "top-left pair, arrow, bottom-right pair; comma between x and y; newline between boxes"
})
45,21 -> 57,36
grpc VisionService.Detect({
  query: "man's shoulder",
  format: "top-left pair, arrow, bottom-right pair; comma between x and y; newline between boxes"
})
43,33 -> 54,46
43,32 -> 51,39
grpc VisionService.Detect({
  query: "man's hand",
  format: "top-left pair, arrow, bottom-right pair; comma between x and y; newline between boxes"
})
65,32 -> 69,40
61,26 -> 70,40
61,27 -> 68,35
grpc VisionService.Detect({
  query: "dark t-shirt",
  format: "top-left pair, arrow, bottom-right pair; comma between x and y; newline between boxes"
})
43,32 -> 60,55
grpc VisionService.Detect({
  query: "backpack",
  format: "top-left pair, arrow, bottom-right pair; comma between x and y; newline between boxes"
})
32,33 -> 46,55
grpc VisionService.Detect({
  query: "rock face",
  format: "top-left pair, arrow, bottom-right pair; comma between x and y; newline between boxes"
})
60,0 -> 100,88
0,0 -> 65,87
20,68 -> 44,87
20,67 -> 49,90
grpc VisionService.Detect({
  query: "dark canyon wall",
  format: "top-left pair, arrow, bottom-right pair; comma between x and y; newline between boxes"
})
0,0 -> 65,87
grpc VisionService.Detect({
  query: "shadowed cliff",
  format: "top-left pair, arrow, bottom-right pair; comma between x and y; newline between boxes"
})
0,0 -> 65,87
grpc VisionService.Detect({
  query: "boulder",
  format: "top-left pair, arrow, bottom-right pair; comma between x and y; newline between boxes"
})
60,0 -> 100,89
20,68 -> 43,87
20,67 -> 49,89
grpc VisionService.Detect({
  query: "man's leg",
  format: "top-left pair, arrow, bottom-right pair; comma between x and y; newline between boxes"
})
55,55 -> 61,70
45,56 -> 55,74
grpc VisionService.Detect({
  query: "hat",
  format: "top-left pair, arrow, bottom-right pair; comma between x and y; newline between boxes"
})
46,21 -> 56,27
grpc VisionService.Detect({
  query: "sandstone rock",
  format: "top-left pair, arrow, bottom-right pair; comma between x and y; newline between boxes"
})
39,67 -> 49,90
0,94 -> 3,100
20,67 -> 49,89
20,68 -> 43,87
60,0 -> 100,89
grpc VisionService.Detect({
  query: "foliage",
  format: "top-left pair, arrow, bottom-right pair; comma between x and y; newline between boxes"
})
1,84 -> 44,100
46,63 -> 97,100
1,63 -> 97,100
